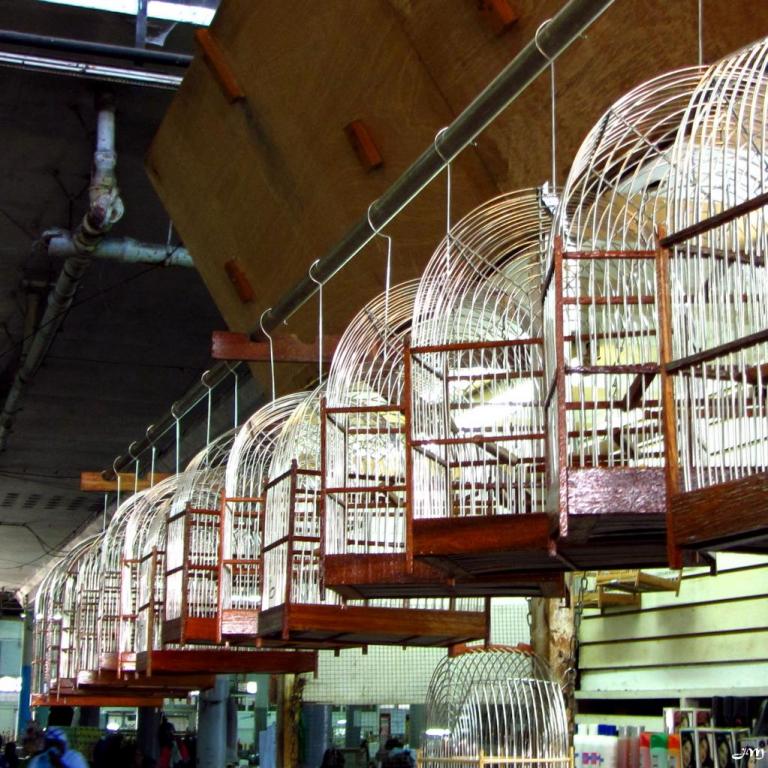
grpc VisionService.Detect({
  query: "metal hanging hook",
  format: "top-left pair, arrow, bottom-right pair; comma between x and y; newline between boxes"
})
201,369 -> 213,447
535,18 -> 557,189
226,362 -> 240,425
171,403 -> 182,476
309,260 -> 324,386
435,125 -> 453,265
367,201 -> 393,350
260,308 -> 277,404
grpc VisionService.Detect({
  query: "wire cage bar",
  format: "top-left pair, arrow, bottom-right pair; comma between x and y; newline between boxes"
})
545,67 -> 707,569
421,645 -> 569,768
163,430 -> 236,644
404,189 -> 569,587
118,475 -> 180,675
262,386 -> 487,647
661,37 -> 768,553
322,281 -> 487,598
220,392 -> 308,641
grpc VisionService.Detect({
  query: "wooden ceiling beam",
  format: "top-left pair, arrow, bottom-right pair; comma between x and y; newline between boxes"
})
212,331 -> 339,364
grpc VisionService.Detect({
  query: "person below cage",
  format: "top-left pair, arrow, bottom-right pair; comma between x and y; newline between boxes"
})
28,728 -> 88,768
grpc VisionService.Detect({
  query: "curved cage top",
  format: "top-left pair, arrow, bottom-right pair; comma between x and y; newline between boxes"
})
123,475 -> 181,561
412,189 -> 553,348
225,392 -> 309,500
422,646 -> 567,768
325,281 -> 420,409
554,67 -> 707,254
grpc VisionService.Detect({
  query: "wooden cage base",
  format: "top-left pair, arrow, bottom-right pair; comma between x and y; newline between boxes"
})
256,602 -> 487,648
135,648 -> 317,676
33,693 -> 166,707
162,616 -> 219,645
324,552 -> 564,599
76,669 -> 216,695
672,471 -> 768,552
220,608 -> 259,640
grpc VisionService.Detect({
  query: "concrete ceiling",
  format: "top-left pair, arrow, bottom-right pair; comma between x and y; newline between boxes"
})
0,0 -> 228,596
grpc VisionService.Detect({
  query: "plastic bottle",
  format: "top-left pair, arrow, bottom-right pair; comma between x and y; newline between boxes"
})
651,733 -> 668,768
668,734 -> 680,768
640,731 -> 652,768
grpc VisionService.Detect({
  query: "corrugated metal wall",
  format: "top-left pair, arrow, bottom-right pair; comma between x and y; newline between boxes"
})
578,554 -> 768,699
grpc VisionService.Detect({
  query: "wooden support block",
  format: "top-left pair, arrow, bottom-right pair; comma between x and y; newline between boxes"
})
344,120 -> 383,171
224,259 -> 256,303
477,0 -> 520,35
212,330 -> 339,363
195,29 -> 245,103
81,471 -> 172,492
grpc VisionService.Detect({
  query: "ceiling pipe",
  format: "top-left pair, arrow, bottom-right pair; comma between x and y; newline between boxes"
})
44,232 -> 194,268
0,29 -> 193,68
0,93 -> 125,451
103,0 -> 616,479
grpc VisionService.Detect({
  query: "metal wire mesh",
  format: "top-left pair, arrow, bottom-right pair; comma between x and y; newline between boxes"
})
422,646 -> 568,768
409,190 -> 553,523
324,282 -> 418,557
222,393 -> 307,618
665,39 -> 768,491
546,68 -> 707,482
165,430 -> 236,623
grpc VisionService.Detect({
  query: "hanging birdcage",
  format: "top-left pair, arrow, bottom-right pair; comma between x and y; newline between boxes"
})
164,430 -> 236,644
220,392 -> 308,640
402,189 -> 567,590
544,67 -> 707,568
119,475 -> 180,672
660,38 -> 768,553
421,645 -> 569,768
262,386 -> 487,647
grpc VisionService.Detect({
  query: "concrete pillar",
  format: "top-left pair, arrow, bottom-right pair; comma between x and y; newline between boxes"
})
252,674 -> 269,746
77,706 -> 100,727
16,610 -> 34,739
345,706 -> 361,749
408,705 -> 426,750
301,704 -> 332,768
137,707 -> 161,761
198,676 -> 230,768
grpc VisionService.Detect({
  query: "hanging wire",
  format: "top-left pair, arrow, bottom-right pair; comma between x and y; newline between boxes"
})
150,443 -> 157,487
309,260 -> 324,385
113,458 -> 122,511
229,363 -> 240,426
367,202 -> 393,351
434,126 -> 452,234
102,492 -> 109,532
202,370 -> 213,447
172,405 -> 182,476
697,0 -> 703,66
260,309 -> 277,404
535,19 -> 557,189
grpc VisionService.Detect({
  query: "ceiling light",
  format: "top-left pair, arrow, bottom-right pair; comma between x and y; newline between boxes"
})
37,0 -> 217,25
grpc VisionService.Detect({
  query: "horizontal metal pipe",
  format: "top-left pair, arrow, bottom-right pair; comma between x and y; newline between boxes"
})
104,0 -> 615,478
0,29 -> 193,68
46,234 -> 194,268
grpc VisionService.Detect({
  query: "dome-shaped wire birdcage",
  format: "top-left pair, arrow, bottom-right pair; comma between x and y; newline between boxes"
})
32,537 -> 98,696
421,646 -> 568,768
664,38 -> 768,498
72,537 -> 105,684
164,430 -> 237,644
548,67 -> 706,476
323,281 -> 418,563
117,475 -> 180,669
264,384 -> 486,646
220,392 -> 308,639
408,189 -> 554,528
96,490 -> 151,673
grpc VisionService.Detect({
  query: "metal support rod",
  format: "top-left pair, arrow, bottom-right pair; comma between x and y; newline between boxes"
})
0,94 -> 124,451
0,29 -> 192,67
45,233 -> 194,268
135,0 -> 149,50
103,0 -> 615,479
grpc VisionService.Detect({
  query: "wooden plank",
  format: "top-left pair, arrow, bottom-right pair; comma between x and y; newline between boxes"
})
413,513 -> 553,557
581,564 -> 768,613
580,661 -> 768,695
32,694 -> 166,707
672,472 -> 768,548
137,649 -> 317,675
80,471 -> 171,492
580,594 -> 768,643
580,629 -> 768,669
212,331 -> 339,364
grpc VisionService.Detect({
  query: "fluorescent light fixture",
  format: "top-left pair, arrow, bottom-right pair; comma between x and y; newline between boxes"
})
0,51 -> 183,89
38,0 -> 217,25
425,728 -> 451,737
245,681 -> 258,695
0,677 -> 22,693
106,722 -> 121,732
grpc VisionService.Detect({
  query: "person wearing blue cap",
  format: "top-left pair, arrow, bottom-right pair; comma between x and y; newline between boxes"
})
28,728 -> 88,768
